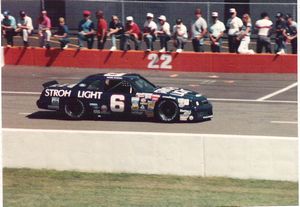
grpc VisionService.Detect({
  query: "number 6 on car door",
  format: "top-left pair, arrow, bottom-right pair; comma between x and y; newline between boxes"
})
110,95 -> 125,112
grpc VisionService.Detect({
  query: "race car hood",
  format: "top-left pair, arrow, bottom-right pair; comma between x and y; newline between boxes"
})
154,87 -> 207,101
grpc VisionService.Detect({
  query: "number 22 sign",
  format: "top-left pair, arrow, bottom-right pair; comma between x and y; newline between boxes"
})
147,54 -> 172,69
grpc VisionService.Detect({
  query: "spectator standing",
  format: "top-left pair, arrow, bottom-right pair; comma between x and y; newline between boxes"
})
15,11 -> 33,47
191,8 -> 207,52
38,10 -> 51,49
53,17 -> 69,49
283,14 -> 297,54
1,10 -> 16,47
237,13 -> 255,54
96,10 -> 107,50
155,15 -> 171,52
226,8 -> 243,53
255,12 -> 273,53
107,15 -> 124,51
209,12 -> 225,53
274,12 -> 287,55
121,16 -> 141,51
78,10 -> 95,49
143,13 -> 157,51
173,18 -> 188,53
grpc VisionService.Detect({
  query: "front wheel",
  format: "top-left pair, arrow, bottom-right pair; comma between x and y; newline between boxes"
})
155,100 -> 179,123
63,99 -> 85,120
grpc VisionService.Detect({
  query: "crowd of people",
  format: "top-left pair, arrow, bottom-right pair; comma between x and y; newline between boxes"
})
1,8 -> 298,54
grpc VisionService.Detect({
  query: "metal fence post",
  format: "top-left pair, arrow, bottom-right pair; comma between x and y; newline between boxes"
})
40,0 -> 45,11
207,2 -> 210,27
121,0 -> 125,25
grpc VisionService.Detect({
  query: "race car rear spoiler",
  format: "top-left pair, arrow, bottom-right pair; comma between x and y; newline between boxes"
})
42,80 -> 59,88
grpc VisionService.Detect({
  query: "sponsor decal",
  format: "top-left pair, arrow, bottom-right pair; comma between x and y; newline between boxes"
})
196,94 -> 202,97
151,94 -> 160,101
170,89 -> 191,97
104,73 -> 126,77
93,110 -> 101,114
131,97 -> 139,111
161,95 -> 176,100
77,91 -> 102,99
45,89 -> 71,97
148,101 -> 155,110
100,105 -> 108,113
178,98 -> 190,108
140,105 -> 145,110
51,97 -> 59,106
180,109 -> 192,121
154,87 -> 177,94
136,93 -> 145,98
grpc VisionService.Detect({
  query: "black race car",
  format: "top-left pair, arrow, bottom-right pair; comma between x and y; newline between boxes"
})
37,73 -> 213,122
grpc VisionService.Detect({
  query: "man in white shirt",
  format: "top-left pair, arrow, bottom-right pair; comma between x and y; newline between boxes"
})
226,8 -> 243,53
15,11 -> 33,47
209,12 -> 225,52
173,18 -> 188,53
191,8 -> 207,52
155,15 -> 171,52
255,12 -> 273,53
143,13 -> 157,51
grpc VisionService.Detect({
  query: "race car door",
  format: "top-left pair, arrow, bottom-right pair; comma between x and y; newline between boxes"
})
102,78 -> 135,115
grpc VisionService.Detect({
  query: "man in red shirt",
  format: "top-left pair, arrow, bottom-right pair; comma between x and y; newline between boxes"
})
120,16 -> 141,50
96,10 -> 107,50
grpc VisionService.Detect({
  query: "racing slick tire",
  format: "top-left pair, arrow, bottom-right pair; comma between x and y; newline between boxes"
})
63,98 -> 86,120
155,99 -> 179,123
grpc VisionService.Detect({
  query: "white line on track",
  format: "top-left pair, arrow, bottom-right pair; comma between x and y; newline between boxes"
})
270,121 -> 298,124
18,112 -> 32,115
2,128 -> 298,140
1,91 -> 297,104
257,82 -> 298,101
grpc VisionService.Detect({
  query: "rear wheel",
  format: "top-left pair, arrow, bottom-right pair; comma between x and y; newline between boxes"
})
155,100 -> 179,123
64,99 -> 85,120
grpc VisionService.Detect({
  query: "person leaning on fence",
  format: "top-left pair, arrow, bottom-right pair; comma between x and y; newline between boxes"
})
78,10 -> 95,49
143,13 -> 157,51
121,16 -> 141,51
15,11 -> 33,47
172,18 -> 188,53
155,15 -> 171,52
209,12 -> 225,53
283,14 -> 297,54
274,12 -> 287,55
255,12 -> 273,53
53,17 -> 69,50
237,13 -> 255,54
96,10 -> 107,50
1,10 -> 16,47
191,8 -> 207,52
38,10 -> 52,49
107,15 -> 124,51
226,8 -> 243,53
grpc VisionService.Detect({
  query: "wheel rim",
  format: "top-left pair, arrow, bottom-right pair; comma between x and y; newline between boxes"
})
65,99 -> 84,118
158,101 -> 178,121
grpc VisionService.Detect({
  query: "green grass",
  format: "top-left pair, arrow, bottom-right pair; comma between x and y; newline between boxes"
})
3,168 -> 298,207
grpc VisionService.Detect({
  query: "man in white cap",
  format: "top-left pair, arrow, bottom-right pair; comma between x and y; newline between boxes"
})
191,8 -> 207,52
1,10 -> 16,47
209,12 -> 225,52
143,13 -> 157,51
226,8 -> 243,53
121,16 -> 141,50
155,15 -> 171,52
15,10 -> 33,47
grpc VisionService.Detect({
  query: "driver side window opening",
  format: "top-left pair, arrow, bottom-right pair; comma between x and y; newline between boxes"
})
104,79 -> 134,94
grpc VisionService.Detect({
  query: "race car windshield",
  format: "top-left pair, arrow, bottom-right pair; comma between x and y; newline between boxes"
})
131,77 -> 156,93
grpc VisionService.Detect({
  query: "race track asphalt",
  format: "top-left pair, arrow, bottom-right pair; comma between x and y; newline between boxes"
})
2,65 -> 298,137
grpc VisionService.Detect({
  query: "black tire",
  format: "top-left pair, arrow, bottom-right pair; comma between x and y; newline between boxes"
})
155,99 -> 179,123
64,99 -> 85,120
